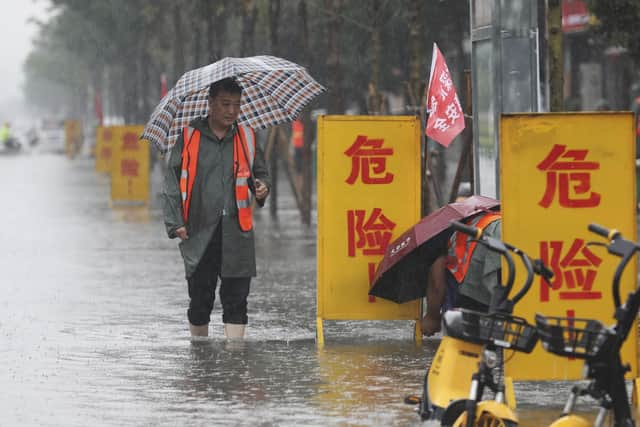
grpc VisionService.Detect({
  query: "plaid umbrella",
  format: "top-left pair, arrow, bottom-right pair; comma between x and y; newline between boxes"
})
141,55 -> 326,153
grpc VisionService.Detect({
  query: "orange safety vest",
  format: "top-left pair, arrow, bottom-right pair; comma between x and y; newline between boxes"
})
291,120 -> 304,148
179,124 -> 256,231
447,212 -> 502,283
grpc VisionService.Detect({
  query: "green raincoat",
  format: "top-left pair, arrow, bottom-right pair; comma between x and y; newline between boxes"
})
162,117 -> 270,279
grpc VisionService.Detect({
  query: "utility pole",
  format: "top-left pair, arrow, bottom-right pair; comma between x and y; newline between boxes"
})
547,0 -> 564,111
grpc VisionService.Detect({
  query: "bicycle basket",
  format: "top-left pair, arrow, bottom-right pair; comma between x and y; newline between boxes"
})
535,314 -> 613,359
456,309 -> 539,353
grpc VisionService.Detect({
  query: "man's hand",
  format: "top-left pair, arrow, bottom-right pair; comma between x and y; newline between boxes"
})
255,178 -> 269,200
420,313 -> 442,337
175,226 -> 189,241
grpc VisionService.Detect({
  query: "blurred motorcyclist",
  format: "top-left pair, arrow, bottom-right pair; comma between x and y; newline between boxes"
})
0,122 -> 10,146
0,122 -> 21,152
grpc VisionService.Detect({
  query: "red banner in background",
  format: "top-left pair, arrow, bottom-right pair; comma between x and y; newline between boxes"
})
425,43 -> 465,147
160,73 -> 168,99
94,89 -> 103,126
562,0 -> 590,33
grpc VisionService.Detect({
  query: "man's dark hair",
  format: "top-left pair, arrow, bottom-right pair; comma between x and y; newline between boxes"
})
209,78 -> 242,98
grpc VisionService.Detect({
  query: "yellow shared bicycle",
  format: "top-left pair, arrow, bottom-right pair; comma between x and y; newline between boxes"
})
407,220 -> 553,426
536,224 -> 640,427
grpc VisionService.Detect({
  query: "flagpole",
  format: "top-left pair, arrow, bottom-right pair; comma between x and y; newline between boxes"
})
422,43 -> 439,216
422,107 -> 430,216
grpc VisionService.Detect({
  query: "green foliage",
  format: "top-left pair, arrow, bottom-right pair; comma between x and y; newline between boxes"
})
24,0 -> 471,120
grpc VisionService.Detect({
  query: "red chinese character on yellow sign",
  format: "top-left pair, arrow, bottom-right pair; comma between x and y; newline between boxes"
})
537,144 -> 601,208
101,147 -> 112,159
103,129 -> 113,141
346,208 -> 396,257
121,159 -> 139,177
539,238 -> 603,302
122,132 -> 140,150
345,135 -> 394,185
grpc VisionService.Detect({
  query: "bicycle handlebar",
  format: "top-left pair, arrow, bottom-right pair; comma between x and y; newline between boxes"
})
588,223 -> 620,241
450,220 -> 483,241
533,259 -> 554,282
588,223 -> 637,311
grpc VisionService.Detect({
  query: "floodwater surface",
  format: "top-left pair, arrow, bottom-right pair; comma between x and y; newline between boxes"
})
0,152 -> 615,426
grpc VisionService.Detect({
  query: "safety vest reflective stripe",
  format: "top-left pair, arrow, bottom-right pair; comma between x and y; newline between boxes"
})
234,124 -> 256,231
447,212 -> 502,283
179,126 -> 200,223
179,124 -> 256,231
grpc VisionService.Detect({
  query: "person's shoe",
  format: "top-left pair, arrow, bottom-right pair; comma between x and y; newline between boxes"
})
189,323 -> 209,337
223,323 -> 246,340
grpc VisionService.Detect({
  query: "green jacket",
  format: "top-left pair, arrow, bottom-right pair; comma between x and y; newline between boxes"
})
162,118 -> 270,279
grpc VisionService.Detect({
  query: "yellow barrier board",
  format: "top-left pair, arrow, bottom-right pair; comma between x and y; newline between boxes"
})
95,126 -> 115,173
64,119 -> 82,158
501,112 -> 637,380
316,116 -> 422,343
110,125 -> 149,204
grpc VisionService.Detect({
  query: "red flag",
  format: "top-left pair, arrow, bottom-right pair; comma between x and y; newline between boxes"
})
160,73 -> 168,99
425,43 -> 465,147
94,89 -> 103,126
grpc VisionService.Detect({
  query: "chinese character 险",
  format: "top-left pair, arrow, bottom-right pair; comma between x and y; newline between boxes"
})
121,159 -> 139,177
539,238 -> 603,302
445,103 -> 461,124
346,208 -> 396,257
432,117 -> 451,132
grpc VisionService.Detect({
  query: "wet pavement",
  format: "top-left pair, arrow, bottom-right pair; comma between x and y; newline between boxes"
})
0,151 -> 621,426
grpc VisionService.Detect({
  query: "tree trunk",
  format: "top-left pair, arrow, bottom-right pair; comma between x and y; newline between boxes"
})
206,0 -> 217,62
367,0 -> 382,114
214,1 -> 229,60
138,32 -> 151,123
193,17 -> 202,68
325,0 -> 344,114
269,0 -> 281,56
407,0 -> 423,112
299,0 -> 312,226
547,0 -> 564,111
172,3 -> 185,84
241,0 -> 258,56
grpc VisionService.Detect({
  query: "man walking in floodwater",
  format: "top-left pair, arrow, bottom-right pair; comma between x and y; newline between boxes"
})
162,78 -> 271,340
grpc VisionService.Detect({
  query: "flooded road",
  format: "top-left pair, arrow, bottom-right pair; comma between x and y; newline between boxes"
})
0,153 -> 611,426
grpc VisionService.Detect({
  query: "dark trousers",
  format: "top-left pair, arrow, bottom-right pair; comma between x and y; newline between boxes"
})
187,227 -> 251,326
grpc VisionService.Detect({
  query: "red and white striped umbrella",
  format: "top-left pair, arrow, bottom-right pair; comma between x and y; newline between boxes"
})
141,56 -> 325,153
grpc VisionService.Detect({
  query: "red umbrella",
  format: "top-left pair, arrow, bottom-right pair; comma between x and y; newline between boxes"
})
369,195 -> 500,303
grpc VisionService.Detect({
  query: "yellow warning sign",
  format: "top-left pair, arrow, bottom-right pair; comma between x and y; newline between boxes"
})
64,119 -> 82,158
110,125 -> 149,204
95,126 -> 115,173
316,116 -> 422,343
501,112 -> 637,380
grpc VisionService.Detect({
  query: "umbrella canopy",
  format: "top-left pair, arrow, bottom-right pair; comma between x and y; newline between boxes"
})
141,55 -> 326,153
369,195 -> 500,303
